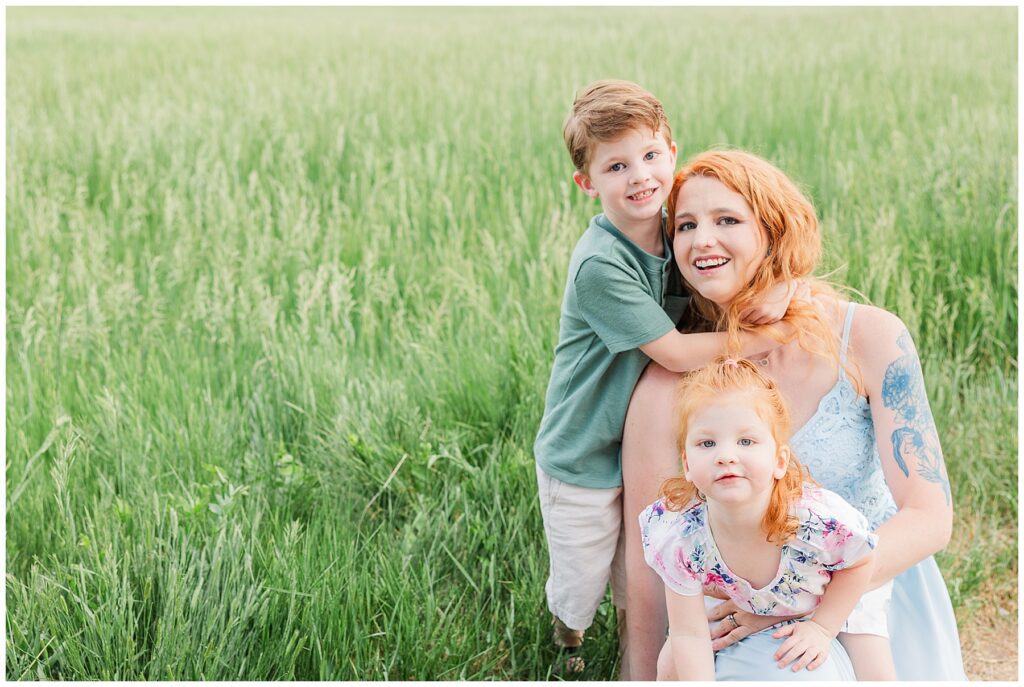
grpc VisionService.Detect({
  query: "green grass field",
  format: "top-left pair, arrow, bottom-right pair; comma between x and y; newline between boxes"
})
6,7 -> 1017,680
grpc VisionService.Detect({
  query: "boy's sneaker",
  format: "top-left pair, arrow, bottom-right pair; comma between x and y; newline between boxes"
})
552,616 -> 585,674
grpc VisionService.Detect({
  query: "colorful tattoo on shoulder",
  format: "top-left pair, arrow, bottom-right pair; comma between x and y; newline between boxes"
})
881,331 -> 951,505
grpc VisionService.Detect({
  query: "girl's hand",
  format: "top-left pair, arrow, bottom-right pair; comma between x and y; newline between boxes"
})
706,600 -> 804,651
739,279 -> 807,325
771,620 -> 834,672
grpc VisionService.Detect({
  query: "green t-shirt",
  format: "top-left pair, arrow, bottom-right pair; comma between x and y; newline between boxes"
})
534,213 -> 689,489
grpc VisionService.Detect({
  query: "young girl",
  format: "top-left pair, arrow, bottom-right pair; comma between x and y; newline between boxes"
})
640,357 -> 896,680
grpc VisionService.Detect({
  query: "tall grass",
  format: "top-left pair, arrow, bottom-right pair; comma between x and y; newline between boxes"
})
6,7 -> 1016,679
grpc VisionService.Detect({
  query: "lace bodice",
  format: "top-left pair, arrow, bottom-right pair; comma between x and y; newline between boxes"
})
788,304 -> 898,530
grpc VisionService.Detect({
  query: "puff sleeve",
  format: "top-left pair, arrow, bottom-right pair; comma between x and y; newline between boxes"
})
639,499 -> 705,596
793,486 -> 879,571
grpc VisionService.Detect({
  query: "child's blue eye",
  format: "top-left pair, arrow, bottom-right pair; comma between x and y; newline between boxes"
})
699,440 -> 715,448
644,151 -> 658,160
609,162 -> 625,172
738,438 -> 754,446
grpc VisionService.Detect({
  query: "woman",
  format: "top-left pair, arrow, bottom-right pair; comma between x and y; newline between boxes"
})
619,150 -> 966,680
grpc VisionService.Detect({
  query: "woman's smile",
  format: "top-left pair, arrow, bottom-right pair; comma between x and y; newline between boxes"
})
672,175 -> 768,305
694,255 -> 732,271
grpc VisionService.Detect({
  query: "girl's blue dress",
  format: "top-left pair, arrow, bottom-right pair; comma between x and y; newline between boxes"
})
714,303 -> 966,680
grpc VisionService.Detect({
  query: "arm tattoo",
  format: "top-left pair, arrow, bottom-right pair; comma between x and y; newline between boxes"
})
881,331 -> 951,505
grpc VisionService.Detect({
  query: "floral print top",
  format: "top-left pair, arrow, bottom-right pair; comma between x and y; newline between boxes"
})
640,485 -> 877,616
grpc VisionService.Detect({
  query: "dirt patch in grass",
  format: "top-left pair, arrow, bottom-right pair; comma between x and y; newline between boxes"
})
959,586 -> 1017,680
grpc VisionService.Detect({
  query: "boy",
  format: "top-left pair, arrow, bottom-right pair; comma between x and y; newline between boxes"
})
534,80 -> 793,675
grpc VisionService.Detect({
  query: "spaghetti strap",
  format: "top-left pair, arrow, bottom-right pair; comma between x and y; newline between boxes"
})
839,303 -> 857,373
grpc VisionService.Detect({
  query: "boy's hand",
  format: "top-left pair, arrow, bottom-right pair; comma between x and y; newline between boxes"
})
771,620 -> 834,672
740,280 -> 808,325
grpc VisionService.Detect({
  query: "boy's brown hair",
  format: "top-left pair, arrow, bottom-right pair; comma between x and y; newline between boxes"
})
563,79 -> 673,174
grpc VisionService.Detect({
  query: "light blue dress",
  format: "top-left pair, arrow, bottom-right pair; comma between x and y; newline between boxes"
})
714,303 -> 966,681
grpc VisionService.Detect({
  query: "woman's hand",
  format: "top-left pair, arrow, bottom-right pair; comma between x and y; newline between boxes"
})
705,600 -> 805,651
771,620 -> 834,672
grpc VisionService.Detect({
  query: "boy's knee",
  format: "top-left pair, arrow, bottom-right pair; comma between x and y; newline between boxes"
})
552,616 -> 585,649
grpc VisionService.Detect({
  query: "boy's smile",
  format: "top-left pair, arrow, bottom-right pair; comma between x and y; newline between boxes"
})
572,128 -> 677,244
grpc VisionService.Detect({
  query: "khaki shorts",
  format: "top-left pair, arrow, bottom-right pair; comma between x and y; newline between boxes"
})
536,464 -> 626,632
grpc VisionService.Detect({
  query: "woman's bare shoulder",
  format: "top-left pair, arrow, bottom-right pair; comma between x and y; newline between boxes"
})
846,303 -> 915,384
848,303 -> 908,347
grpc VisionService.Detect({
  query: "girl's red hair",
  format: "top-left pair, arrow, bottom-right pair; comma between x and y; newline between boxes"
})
659,357 -> 816,546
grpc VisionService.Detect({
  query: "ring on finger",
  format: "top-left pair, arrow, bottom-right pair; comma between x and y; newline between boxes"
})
727,613 -> 740,630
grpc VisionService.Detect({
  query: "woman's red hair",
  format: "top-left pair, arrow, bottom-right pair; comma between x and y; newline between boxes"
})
659,357 -> 816,546
667,149 -> 844,368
